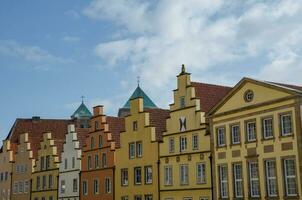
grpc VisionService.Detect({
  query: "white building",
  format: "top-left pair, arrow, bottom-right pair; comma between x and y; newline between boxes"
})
59,124 -> 84,200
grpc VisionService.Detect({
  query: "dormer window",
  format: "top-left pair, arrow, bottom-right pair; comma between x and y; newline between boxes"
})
180,96 -> 185,108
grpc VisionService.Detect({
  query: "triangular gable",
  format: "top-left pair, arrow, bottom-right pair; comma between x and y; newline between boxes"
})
210,77 -> 300,115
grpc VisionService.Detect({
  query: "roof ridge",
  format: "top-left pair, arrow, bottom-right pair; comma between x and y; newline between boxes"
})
191,81 -> 232,89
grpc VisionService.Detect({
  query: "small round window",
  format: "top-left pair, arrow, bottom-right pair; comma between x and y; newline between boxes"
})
244,90 -> 254,102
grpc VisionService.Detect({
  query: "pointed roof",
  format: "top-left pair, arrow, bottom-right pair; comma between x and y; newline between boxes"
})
71,102 -> 92,119
123,86 -> 157,108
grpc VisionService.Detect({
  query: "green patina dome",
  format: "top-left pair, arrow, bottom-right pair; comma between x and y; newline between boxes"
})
71,102 -> 92,119
123,86 -> 157,108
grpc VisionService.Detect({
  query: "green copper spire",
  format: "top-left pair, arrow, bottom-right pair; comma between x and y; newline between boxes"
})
123,85 -> 157,108
71,100 -> 92,119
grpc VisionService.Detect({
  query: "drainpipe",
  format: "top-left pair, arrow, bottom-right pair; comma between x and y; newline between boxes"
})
209,154 -> 214,200
113,166 -> 116,200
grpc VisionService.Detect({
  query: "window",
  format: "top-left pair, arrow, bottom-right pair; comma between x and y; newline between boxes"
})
180,136 -> 187,152
145,166 -> 152,184
136,142 -> 142,158
135,195 -> 142,200
249,161 -> 260,197
284,158 -> 297,196
93,179 -> 99,194
145,195 -> 153,200
121,196 -> 129,200
196,163 -> 206,184
4,172 -> 8,181
129,143 -> 135,159
37,176 -> 40,190
164,166 -> 172,186
46,155 -> 50,170
231,124 -> 240,144
263,117 -> 273,139
121,168 -> 128,186
233,164 -> 243,198
87,156 -> 92,169
265,160 -> 277,197
180,96 -> 185,108
64,158 -> 68,170
102,153 -> 107,167
49,174 -> 53,188
133,121 -> 138,131
73,178 -> 78,192
105,178 -> 111,193
95,155 -> 99,168
49,196 -> 53,200
42,175 -> 46,189
180,164 -> 189,185
83,181 -> 88,196
183,198 -> 192,200
72,157 -> 75,168
99,135 -> 103,148
246,121 -> 256,142
61,180 -> 65,194
41,156 -> 45,170
134,167 -> 142,185
280,114 -> 292,136
91,137 -> 95,149
219,165 -> 228,198
14,182 -> 18,194
217,127 -> 226,147
95,121 -> 99,130
168,137 -> 175,153
192,134 -> 199,150
24,180 -> 29,193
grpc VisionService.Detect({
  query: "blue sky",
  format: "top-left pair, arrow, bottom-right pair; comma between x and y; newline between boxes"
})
1,0 -> 302,142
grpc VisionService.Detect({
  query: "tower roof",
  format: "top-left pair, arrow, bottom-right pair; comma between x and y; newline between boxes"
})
123,86 -> 157,108
71,102 -> 92,119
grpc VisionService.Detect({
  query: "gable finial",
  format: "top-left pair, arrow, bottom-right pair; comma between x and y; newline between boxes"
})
137,76 -> 140,87
181,64 -> 186,74
81,95 -> 85,103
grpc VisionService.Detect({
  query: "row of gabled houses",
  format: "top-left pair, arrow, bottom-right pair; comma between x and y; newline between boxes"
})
1,65 -> 302,200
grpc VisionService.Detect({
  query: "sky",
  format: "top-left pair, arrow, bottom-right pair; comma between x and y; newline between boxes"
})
1,0 -> 302,142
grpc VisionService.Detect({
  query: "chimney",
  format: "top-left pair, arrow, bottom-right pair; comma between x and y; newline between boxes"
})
93,105 -> 104,116
68,124 -> 75,133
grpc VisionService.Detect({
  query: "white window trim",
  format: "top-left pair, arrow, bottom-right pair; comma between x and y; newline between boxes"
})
180,164 -> 189,185
263,118 -> 273,139
231,125 -> 240,144
249,162 -> 260,198
246,121 -> 256,142
192,134 -> 199,150
280,114 -> 292,136
284,158 -> 297,197
265,160 -> 277,197
217,127 -> 226,147
164,165 -> 172,186
196,163 -> 206,184
219,165 -> 228,198
233,164 -> 243,198
180,136 -> 187,152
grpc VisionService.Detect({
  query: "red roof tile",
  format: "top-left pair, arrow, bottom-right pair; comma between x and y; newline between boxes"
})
147,108 -> 170,141
192,82 -> 232,113
106,116 -> 125,148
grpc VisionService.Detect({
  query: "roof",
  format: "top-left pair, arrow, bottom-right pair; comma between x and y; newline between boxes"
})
106,116 -> 125,148
266,81 -> 302,93
6,118 -> 75,160
192,82 -> 232,113
76,127 -> 90,149
71,102 -> 92,119
147,108 -> 170,141
123,86 -> 157,108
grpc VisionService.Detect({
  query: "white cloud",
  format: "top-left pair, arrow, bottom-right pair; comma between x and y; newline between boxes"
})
84,0 -> 302,107
0,40 -> 73,64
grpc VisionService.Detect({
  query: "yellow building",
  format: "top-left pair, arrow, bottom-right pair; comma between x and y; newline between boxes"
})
210,78 -> 302,199
31,132 -> 60,200
115,87 -> 169,200
0,140 -> 15,200
159,66 -> 231,200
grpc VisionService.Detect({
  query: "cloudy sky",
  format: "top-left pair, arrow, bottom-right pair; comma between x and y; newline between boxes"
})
1,0 -> 302,141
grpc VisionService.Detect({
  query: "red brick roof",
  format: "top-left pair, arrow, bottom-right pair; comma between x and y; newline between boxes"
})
76,127 -> 90,149
192,82 -> 232,113
106,116 -> 125,148
147,108 -> 170,141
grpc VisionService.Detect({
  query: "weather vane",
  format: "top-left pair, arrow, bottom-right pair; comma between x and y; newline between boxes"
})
81,95 -> 85,103
137,76 -> 140,87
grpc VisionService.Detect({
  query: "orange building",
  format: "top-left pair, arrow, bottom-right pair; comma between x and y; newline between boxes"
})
80,105 -> 124,200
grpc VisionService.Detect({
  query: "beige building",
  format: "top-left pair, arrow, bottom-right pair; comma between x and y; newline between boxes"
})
210,78 -> 302,199
159,66 -> 231,200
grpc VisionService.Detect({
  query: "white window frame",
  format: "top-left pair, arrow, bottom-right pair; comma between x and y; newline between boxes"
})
246,121 -> 256,142
83,181 -> 88,196
121,168 -> 128,186
134,167 -> 142,185
168,137 -> 175,153
129,143 -> 135,159
60,180 -> 66,194
145,166 -> 153,184
192,134 -> 199,150
231,124 -> 240,144
217,127 -> 225,147
105,177 -> 111,193
249,161 -> 260,197
233,164 -> 243,198
219,165 -> 228,198
265,160 -> 277,197
93,179 -> 99,194
263,117 -> 273,139
73,178 -> 78,192
280,114 -> 292,136
180,136 -> 187,152
164,165 -> 172,186
136,141 -> 142,158
284,158 -> 297,196
196,163 -> 206,184
180,164 -> 189,185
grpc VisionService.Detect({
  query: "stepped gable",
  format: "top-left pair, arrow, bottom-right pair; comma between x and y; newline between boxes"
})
192,82 -> 232,113
76,127 -> 90,149
106,116 -> 125,148
146,108 -> 170,141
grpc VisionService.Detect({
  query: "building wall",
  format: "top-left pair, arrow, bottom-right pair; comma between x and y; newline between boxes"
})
11,133 -> 35,200
211,80 -> 302,200
159,72 -> 212,200
31,132 -> 60,200
115,98 -> 160,200
0,140 -> 14,200
80,106 -> 115,200
58,125 -> 81,200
